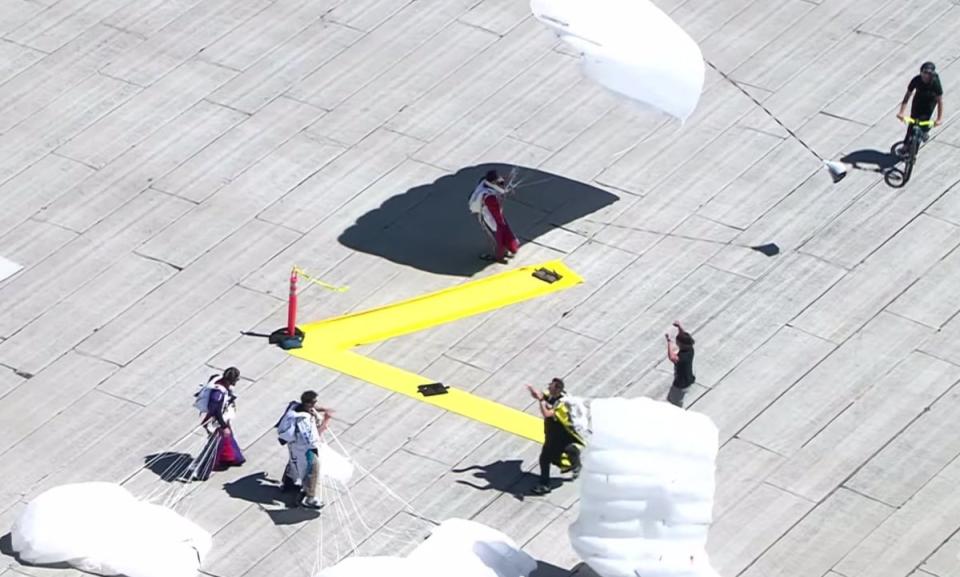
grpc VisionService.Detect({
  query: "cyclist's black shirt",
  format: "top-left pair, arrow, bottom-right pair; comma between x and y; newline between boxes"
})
909,74 -> 943,118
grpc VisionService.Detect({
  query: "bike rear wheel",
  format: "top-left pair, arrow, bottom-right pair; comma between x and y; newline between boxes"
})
884,168 -> 907,188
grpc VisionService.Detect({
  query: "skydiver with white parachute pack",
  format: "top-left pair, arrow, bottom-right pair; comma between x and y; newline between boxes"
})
275,390 -> 333,509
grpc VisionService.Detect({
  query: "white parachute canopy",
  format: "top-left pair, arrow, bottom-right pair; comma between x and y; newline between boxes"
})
530,0 -> 705,122
569,397 -> 720,577
319,442 -> 355,485
317,518 -> 537,577
11,482 -> 211,577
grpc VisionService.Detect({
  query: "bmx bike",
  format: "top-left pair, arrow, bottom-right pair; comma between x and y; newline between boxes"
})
885,116 -> 935,188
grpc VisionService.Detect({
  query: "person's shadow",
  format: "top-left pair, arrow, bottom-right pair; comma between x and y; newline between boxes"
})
451,460 -> 565,500
338,164 -> 620,276
143,452 -> 194,482
223,472 -> 321,525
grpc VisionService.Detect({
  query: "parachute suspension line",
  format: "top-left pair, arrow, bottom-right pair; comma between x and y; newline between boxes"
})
136,424 -> 204,484
326,429 -> 433,527
175,430 -> 221,510
307,433 -> 434,573
159,430 -> 218,512
705,60 -> 825,163
313,473 -> 325,577
331,482 -> 361,560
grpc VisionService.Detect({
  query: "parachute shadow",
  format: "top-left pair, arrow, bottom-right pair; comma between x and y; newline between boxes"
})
338,164 -> 620,277
143,452 -> 194,482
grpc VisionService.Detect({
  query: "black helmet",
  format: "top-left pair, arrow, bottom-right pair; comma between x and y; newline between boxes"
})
921,61 -> 936,73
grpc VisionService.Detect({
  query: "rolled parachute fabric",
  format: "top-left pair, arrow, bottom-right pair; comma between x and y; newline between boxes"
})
530,0 -> 705,122
11,482 -> 212,577
569,398 -> 720,577
317,518 -> 537,577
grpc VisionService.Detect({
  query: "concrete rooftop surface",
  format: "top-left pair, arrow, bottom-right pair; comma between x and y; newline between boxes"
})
2,0 -> 960,576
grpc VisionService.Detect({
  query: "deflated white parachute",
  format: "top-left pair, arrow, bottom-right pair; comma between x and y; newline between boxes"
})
11,482 -> 211,577
568,397 -> 720,577
530,0 -> 705,122
318,518 -> 537,577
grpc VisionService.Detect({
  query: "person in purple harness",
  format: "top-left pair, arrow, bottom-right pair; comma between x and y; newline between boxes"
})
191,367 -> 246,481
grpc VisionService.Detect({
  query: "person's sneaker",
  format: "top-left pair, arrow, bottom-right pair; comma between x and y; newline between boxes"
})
531,484 -> 551,495
301,496 -> 323,509
571,466 -> 582,480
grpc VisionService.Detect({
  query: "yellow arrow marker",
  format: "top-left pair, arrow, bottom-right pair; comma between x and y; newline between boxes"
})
288,260 -> 582,443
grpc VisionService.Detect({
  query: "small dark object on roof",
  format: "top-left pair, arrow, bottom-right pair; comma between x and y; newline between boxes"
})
418,382 -> 449,397
533,268 -> 562,283
751,243 -> 780,257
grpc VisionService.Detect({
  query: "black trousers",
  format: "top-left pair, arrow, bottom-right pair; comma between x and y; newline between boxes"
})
539,419 -> 581,485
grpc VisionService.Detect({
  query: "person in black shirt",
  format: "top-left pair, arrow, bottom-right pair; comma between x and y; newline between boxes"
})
898,61 -> 944,147
527,378 -> 582,495
666,321 -> 695,408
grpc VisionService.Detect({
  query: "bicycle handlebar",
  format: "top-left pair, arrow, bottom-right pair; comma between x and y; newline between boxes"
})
902,116 -> 935,127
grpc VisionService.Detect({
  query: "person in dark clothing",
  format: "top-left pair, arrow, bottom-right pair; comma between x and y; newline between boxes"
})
898,61 -> 944,149
527,378 -> 582,496
666,321 -> 696,408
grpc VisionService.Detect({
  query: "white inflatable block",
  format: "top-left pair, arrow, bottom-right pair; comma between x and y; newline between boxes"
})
569,398 -> 721,577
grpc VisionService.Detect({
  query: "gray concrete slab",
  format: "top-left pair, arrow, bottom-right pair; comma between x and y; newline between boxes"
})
706,482 -> 814,577
0,190 -> 193,338
794,214 -> 960,342
0,154 -> 94,238
923,530 -> 960,577
207,20 -> 361,115
197,0 -> 335,72
740,488 -> 894,577
39,100 -> 245,232
152,96 -> 324,204
5,0 -> 134,54
693,326 -> 836,444
836,455 -> 960,577
847,382 -> 960,507
5,2 -> 960,576
99,0 -> 275,87
766,351 -> 960,501
310,21 -> 499,147
289,0 -> 479,110
741,311 -> 933,456
0,25 -> 140,135
0,253 -> 174,374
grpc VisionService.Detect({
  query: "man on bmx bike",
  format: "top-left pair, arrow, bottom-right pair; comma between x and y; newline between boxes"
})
897,61 -> 944,153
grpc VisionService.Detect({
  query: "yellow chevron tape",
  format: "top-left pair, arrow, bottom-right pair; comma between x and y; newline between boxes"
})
288,260 -> 582,443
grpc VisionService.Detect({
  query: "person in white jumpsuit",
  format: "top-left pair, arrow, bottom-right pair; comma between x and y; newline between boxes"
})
277,391 -> 333,509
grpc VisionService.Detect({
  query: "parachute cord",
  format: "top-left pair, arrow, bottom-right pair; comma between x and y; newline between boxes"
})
325,429 -> 433,526
312,470 -> 325,577
166,430 -> 219,510
705,59 -> 825,162
331,483 -> 360,562
138,424 -> 203,482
